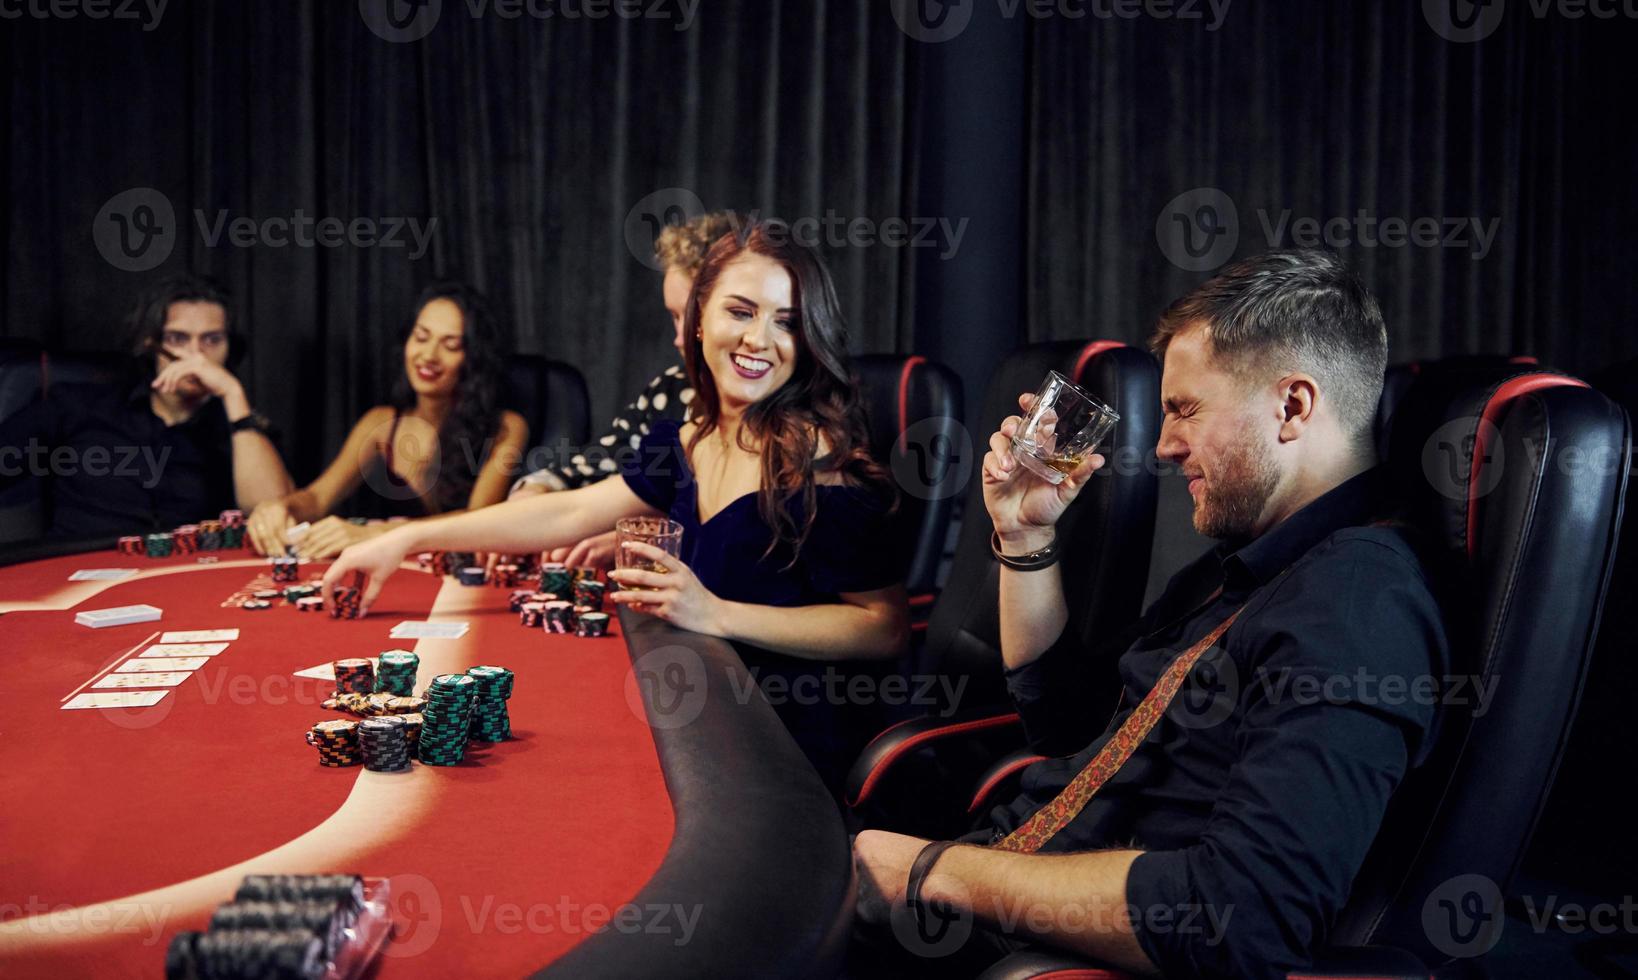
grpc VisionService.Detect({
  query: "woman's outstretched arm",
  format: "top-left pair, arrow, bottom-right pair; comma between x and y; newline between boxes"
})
323,475 -> 659,614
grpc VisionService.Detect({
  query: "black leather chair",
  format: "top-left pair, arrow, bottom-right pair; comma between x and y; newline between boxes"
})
846,340 -> 1161,829
1524,356 -> 1638,908
43,349 -> 130,392
914,362 -> 1628,979
853,354 -> 964,602
503,354 -> 592,458
1373,354 -> 1541,461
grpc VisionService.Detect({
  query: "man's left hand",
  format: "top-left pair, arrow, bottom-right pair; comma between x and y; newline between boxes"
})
852,830 -> 933,927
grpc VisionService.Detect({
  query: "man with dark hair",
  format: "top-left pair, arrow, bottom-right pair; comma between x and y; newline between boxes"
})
851,250 -> 1448,980
0,274 -> 293,538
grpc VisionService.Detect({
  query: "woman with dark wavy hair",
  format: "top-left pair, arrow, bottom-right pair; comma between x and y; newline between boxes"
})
246,282 -> 529,558
324,222 -> 909,790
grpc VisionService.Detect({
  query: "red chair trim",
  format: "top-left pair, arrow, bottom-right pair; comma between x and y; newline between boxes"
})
1072,340 -> 1126,384
848,713 -> 1023,807
1027,971 -> 1134,980
1508,355 -> 1539,365
967,753 -> 1049,813
908,593 -> 937,608
1467,374 -> 1588,558
896,355 -> 927,454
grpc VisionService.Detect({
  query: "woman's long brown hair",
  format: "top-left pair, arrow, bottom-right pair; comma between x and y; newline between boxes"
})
681,220 -> 895,567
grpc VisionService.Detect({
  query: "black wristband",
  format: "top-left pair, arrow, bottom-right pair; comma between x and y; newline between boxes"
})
991,530 -> 1061,571
905,840 -> 961,932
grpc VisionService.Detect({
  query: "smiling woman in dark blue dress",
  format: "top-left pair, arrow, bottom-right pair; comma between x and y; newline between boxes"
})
325,220 -> 911,791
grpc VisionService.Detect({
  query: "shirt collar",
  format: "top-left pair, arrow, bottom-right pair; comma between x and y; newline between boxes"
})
1216,466 -> 1390,590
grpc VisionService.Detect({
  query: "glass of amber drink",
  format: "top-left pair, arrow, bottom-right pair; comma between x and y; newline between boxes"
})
615,517 -> 684,590
1009,370 -> 1120,485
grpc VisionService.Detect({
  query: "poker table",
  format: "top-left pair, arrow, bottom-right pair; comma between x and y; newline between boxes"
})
0,540 -> 854,978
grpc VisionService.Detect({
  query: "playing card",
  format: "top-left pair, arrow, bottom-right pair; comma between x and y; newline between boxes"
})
62,690 -> 169,710
139,642 -> 229,658
389,621 -> 469,639
93,671 -> 193,689
74,604 -> 163,628
292,656 -> 379,681
158,629 -> 240,643
115,656 -> 210,673
68,568 -> 138,582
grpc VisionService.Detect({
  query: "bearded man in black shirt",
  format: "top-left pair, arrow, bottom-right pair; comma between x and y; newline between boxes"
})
852,249 -> 1448,980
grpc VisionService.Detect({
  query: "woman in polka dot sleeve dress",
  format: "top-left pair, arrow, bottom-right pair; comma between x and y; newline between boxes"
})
508,211 -> 739,569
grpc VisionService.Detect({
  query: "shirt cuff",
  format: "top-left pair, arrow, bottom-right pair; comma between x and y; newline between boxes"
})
1123,849 -> 1192,978
510,469 -> 568,496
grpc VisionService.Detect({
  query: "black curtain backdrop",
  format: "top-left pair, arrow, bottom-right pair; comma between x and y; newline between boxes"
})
4,0 -> 1637,481
1,0 -> 917,479
1024,2 -> 1638,374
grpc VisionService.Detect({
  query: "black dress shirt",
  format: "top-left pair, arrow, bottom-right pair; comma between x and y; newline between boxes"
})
990,467 -> 1449,980
1,380 -> 236,538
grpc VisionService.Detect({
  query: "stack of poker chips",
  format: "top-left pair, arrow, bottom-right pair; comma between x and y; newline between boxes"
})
491,562 -> 521,588
207,899 -> 349,962
438,551 -> 474,577
219,509 -> 246,549
165,928 -> 326,980
235,874 -> 366,914
539,562 -> 573,597
198,518 -> 224,550
357,716 -> 412,772
575,612 -> 611,637
330,586 -> 362,619
270,556 -> 299,583
284,583 -> 320,602
117,535 -> 144,556
456,565 -> 486,586
172,525 -> 199,554
518,601 -> 546,629
144,532 -> 174,558
295,596 -> 324,612
306,719 -> 362,767
543,600 -> 575,634
333,659 -> 375,695
375,651 -> 419,696
417,673 -> 478,766
396,712 -> 424,752
507,588 -> 537,613
465,666 -> 515,742
572,578 -> 606,611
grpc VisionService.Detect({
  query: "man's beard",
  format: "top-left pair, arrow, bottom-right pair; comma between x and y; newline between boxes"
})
1193,431 -> 1280,540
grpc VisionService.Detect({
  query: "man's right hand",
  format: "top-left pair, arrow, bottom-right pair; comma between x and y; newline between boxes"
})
246,499 -> 294,556
982,392 -> 1105,551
